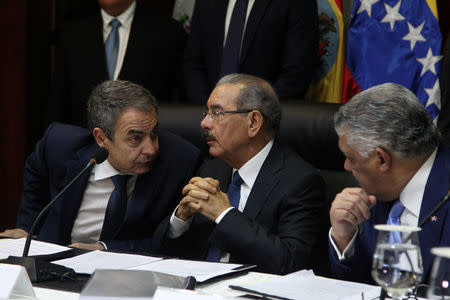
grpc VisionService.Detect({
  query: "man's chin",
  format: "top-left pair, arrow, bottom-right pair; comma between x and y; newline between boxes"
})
132,162 -> 152,174
208,147 -> 223,159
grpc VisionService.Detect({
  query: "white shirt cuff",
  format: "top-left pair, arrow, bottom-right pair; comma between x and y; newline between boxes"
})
215,207 -> 235,224
328,227 -> 358,260
97,241 -> 108,251
168,205 -> 193,238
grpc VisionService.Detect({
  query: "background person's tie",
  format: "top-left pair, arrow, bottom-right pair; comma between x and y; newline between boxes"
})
205,172 -> 244,262
100,174 -> 128,241
387,199 -> 405,243
219,0 -> 249,77
104,19 -> 121,80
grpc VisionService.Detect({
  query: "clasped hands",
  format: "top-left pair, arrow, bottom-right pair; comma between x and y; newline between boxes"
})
176,177 -> 232,222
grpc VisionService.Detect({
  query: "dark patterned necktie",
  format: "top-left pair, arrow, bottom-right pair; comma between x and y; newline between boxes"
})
205,171 -> 243,262
219,0 -> 249,77
100,174 -> 128,241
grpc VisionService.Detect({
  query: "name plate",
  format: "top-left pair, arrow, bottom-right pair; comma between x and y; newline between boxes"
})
0,264 -> 35,299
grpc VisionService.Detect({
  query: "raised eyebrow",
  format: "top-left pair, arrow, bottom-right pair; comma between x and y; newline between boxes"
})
127,129 -> 145,136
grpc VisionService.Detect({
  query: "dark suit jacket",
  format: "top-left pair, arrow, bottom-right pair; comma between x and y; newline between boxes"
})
153,142 -> 328,275
47,2 -> 187,127
184,0 -> 319,103
329,144 -> 450,284
16,123 -> 201,252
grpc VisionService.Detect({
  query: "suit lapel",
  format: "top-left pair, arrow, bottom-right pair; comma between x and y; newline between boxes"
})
418,146 -> 450,277
122,155 -> 167,225
214,0 -> 230,66
90,15 -> 109,80
59,143 -> 98,239
240,0 -> 271,64
119,9 -> 140,79
243,142 -> 282,219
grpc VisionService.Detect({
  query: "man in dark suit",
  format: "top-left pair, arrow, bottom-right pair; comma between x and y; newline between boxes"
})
0,80 -> 200,252
153,74 -> 327,275
184,0 -> 319,104
328,83 -> 450,285
47,0 -> 186,127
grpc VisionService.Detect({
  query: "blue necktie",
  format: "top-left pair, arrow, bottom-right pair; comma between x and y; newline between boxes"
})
205,171 -> 243,262
387,200 -> 405,243
104,19 -> 121,80
100,175 -> 128,241
219,0 -> 249,77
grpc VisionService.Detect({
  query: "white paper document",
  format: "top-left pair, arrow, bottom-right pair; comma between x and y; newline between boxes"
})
0,238 -> 70,259
153,286 -> 230,300
230,270 -> 381,300
128,258 -> 251,282
53,250 -> 162,274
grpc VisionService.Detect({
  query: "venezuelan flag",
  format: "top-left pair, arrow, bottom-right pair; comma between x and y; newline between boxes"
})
342,0 -> 442,119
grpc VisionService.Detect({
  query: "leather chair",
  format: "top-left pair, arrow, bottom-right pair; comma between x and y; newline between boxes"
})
158,102 -> 358,203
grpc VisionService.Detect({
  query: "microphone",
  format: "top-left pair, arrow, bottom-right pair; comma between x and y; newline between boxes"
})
0,147 -> 108,282
418,189 -> 450,228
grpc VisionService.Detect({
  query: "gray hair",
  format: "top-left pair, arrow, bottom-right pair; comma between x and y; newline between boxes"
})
216,74 -> 281,135
334,83 -> 441,158
87,80 -> 158,139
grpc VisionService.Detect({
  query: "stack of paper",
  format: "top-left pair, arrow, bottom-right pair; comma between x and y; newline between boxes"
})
53,250 -> 162,274
229,270 -> 381,300
128,259 -> 254,282
0,238 -> 70,259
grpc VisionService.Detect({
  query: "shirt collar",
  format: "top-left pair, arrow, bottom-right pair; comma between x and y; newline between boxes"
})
399,148 -> 438,218
236,140 -> 274,189
93,159 -> 121,181
101,0 -> 136,30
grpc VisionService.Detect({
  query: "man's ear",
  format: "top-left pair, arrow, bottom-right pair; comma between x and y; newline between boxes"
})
375,147 -> 392,172
248,110 -> 263,138
93,127 -> 108,148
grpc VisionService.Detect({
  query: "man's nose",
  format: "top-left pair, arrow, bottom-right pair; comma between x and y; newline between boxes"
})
141,136 -> 158,155
200,114 -> 212,129
344,158 -> 351,172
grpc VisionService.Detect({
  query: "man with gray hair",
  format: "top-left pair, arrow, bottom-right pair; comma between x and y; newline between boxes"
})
154,74 -> 327,275
0,80 -> 200,253
329,83 -> 450,285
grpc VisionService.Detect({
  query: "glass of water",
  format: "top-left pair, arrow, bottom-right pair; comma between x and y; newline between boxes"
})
372,225 -> 423,300
428,247 -> 450,299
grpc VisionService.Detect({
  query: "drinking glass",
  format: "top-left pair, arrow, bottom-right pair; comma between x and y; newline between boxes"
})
428,247 -> 450,299
372,225 -> 423,300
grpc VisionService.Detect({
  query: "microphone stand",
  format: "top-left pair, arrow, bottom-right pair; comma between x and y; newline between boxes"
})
22,160 -> 95,257
0,148 -> 108,282
380,189 -> 450,300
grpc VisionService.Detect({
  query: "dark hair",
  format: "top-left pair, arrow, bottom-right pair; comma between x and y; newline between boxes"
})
334,83 -> 441,158
217,74 -> 282,135
87,80 -> 158,139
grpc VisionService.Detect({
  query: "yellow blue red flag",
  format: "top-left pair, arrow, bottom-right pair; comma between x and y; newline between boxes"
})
305,0 -> 345,103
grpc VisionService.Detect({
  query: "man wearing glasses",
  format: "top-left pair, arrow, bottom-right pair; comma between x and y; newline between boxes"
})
153,74 -> 328,275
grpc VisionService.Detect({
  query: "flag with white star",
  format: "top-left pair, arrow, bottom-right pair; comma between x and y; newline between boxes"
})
342,0 -> 442,119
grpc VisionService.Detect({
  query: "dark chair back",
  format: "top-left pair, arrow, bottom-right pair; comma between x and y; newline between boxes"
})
158,102 -> 359,203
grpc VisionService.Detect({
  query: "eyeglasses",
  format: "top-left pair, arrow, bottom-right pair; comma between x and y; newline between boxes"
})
201,109 -> 254,121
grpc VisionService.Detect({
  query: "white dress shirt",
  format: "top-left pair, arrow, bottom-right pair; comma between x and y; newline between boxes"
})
101,1 -> 136,80
168,140 -> 274,261
330,148 -> 438,259
223,0 -> 256,47
71,159 -> 137,244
